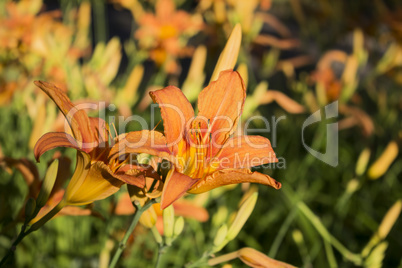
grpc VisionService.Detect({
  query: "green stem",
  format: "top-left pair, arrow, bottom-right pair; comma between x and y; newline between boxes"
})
0,225 -> 26,267
109,199 -> 157,268
155,244 -> 167,268
27,202 -> 65,234
207,251 -> 238,266
297,202 -> 362,265
185,252 -> 210,268
0,202 -> 65,267
268,208 -> 298,257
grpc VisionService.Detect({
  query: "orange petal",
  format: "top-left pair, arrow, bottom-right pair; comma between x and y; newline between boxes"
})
217,135 -> 277,169
114,172 -> 146,188
156,0 -> 175,20
114,193 -> 135,215
160,169 -> 199,209
58,206 -> 93,217
33,81 -> 94,145
109,130 -> 177,165
88,117 -> 109,144
197,70 -> 246,147
118,163 -> 160,181
172,200 -> 209,222
149,86 -> 194,152
188,169 -> 281,194
34,132 -> 81,162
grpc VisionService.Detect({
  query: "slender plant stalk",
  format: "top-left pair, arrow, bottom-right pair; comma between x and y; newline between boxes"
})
185,251 -> 210,268
297,202 -> 362,265
109,199 -> 157,268
207,251 -> 238,266
268,208 -> 297,257
0,225 -> 27,267
0,202 -> 65,267
155,244 -> 167,268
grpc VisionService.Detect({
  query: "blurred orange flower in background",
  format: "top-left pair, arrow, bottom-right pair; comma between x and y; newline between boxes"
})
135,0 -> 203,73
0,0 -> 91,105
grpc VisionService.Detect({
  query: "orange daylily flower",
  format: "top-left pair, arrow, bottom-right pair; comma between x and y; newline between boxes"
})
33,81 -> 155,206
115,70 -> 281,209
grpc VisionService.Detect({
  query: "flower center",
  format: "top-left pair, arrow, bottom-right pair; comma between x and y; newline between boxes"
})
159,24 -> 177,40
179,121 -> 219,179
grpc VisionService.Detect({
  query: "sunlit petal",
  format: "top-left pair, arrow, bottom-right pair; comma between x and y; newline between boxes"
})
34,81 -> 94,144
160,168 -> 199,209
189,169 -> 281,194
197,70 -> 246,147
150,86 -> 194,152
34,132 -> 81,162
114,173 -> 146,188
218,135 -> 277,169
65,159 -> 124,206
109,130 -> 177,165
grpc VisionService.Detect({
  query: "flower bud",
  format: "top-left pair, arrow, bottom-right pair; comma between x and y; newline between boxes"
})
36,159 -> 59,209
212,206 -> 228,228
212,224 -> 228,253
163,204 -> 175,245
378,199 -> 402,240
173,216 -> 185,238
24,197 -> 36,222
355,148 -> 371,176
346,179 -> 360,194
362,200 -> 401,257
368,141 -> 399,179
364,242 -> 388,268
182,45 -> 207,102
139,205 -> 157,228
236,63 -> 248,88
210,24 -> 242,83
238,247 -> 297,268
151,226 -> 163,245
292,229 -> 304,245
226,192 -> 258,241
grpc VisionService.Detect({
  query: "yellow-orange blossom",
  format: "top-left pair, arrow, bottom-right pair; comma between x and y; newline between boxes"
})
34,81 -> 156,206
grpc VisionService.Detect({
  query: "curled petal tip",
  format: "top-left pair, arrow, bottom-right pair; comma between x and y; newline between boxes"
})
160,169 -> 199,209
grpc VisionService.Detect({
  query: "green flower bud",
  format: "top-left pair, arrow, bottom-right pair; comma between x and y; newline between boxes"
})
36,159 -> 59,209
173,216 -> 185,239
226,192 -> 258,241
212,224 -> 228,253
355,148 -> 370,176
163,204 -> 175,246
24,198 -> 36,222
